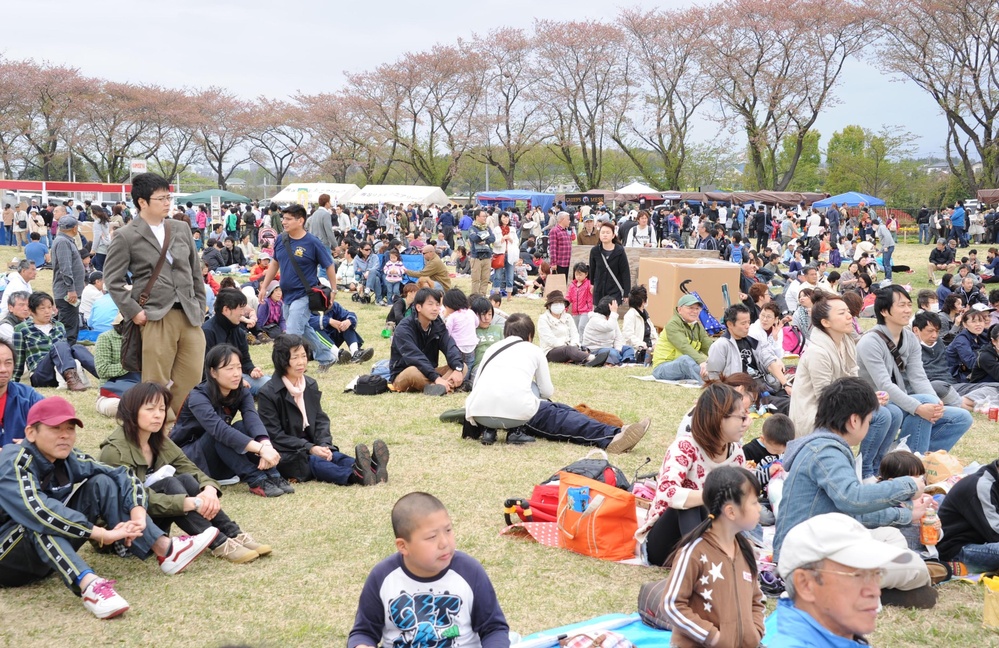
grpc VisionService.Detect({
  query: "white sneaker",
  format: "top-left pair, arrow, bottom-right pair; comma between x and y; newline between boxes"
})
82,578 -> 129,619
158,527 -> 219,575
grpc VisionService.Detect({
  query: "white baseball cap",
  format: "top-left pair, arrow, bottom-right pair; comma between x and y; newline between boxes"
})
778,513 -> 912,578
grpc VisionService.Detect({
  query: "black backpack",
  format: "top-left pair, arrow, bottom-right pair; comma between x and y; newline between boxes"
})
354,374 -> 388,395
243,211 -> 255,227
546,450 -> 630,491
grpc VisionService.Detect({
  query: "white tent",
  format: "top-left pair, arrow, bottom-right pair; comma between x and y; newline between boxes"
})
269,183 -> 360,205
616,181 -> 660,198
346,184 -> 450,207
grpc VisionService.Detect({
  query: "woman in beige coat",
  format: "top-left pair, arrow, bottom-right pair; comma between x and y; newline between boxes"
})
788,293 -> 900,479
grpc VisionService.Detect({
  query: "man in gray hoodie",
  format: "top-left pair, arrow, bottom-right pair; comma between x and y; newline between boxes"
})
856,285 -> 972,455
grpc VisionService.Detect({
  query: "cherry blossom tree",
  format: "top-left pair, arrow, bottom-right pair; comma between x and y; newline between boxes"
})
74,81 -> 164,182
614,8 -> 711,190
468,27 -> 544,189
534,20 -> 627,191
874,0 -> 999,191
192,87 -> 252,189
20,61 -> 92,180
702,0 -> 871,190
245,98 -> 305,187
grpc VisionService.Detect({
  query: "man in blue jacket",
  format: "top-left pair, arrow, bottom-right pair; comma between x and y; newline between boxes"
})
0,339 -> 43,446
389,288 -> 465,396
768,513 -> 916,646
0,397 -> 217,619
951,200 -> 968,247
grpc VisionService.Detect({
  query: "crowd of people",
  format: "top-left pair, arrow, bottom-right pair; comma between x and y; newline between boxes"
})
3,172 -> 999,647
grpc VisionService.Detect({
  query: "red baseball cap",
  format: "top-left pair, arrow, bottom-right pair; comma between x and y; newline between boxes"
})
27,397 -> 84,428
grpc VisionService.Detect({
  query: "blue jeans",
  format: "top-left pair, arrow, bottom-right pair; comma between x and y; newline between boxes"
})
595,345 -> 635,365
29,342 -> 97,388
860,404 -> 902,479
308,452 -> 355,485
952,224 -> 967,246
492,262 -> 513,291
898,394 -> 973,454
882,246 -> 894,280
919,223 -> 930,245
956,543 -> 999,573
365,269 -> 384,302
386,281 -> 401,301
242,372 -> 271,396
652,356 -> 703,383
284,296 -> 335,365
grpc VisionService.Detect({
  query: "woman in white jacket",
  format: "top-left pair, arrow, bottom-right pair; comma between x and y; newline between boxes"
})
621,286 -> 658,364
581,296 -> 636,365
625,211 -> 658,248
537,291 -> 607,366
748,302 -> 785,359
491,212 -> 519,296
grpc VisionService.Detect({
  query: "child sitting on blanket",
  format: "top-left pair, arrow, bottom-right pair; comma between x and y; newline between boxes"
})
347,492 -> 510,648
743,414 -> 793,502
663,466 -> 766,648
878,450 -> 937,556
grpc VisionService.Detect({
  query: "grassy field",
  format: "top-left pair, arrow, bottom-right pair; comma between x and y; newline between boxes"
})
2,240 -> 999,647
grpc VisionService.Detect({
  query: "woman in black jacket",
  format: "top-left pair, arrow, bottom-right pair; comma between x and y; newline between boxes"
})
257,334 -> 388,486
588,221 -> 631,305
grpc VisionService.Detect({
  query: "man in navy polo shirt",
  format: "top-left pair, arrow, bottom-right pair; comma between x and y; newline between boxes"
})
257,204 -> 338,370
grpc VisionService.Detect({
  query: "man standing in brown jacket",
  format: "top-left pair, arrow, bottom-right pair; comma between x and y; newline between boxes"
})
104,173 -> 206,415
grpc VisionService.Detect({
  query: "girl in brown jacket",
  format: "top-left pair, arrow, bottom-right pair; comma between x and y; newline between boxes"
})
664,466 -> 766,647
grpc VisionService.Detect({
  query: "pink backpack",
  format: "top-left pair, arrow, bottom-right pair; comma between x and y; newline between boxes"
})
782,325 -> 805,355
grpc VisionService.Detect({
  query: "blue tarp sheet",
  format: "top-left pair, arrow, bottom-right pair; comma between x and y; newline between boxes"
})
812,191 -> 885,208
476,191 -> 555,213
519,610 -> 780,647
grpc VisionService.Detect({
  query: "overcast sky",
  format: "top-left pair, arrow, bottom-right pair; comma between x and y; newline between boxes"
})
5,0 -> 947,157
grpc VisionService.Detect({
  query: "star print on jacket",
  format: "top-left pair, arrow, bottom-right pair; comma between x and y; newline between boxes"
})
709,562 -> 725,582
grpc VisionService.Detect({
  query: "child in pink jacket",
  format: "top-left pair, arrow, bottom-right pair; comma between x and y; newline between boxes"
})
567,262 -> 594,338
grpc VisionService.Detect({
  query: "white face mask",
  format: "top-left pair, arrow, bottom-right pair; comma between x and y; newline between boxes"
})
550,303 -> 566,315
929,303 -> 940,312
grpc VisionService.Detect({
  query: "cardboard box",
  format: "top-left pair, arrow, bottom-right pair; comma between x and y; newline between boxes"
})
638,257 -> 741,329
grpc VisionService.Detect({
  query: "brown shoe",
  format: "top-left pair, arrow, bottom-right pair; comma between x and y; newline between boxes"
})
212,537 -> 259,564
234,532 -> 272,556
606,418 -> 651,454
63,369 -> 87,392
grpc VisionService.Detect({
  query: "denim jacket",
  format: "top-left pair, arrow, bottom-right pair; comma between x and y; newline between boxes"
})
772,430 -> 918,560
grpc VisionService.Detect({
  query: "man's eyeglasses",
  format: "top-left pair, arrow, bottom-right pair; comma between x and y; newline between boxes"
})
810,567 -> 886,585
149,195 -> 173,203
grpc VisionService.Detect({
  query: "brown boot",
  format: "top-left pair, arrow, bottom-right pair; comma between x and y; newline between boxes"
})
63,369 -> 87,392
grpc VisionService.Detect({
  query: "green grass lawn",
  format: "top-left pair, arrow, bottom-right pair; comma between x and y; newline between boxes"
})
3,241 -> 999,647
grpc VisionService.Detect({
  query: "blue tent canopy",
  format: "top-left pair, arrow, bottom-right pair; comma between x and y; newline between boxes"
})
812,191 -> 885,208
475,190 -> 555,213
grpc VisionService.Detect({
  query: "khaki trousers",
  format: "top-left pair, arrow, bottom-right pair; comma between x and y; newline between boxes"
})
469,257 -> 492,297
141,309 -> 207,415
393,365 -> 461,393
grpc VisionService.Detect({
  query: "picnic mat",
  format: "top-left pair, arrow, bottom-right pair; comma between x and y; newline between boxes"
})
516,611 -> 781,647
628,375 -> 701,388
501,522 -> 644,566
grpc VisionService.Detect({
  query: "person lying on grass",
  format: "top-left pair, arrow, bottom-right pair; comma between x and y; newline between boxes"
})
464,312 -> 650,449
257,334 -> 389,487
99,381 -> 272,565
347,492 -> 510,648
0,397 -> 217,620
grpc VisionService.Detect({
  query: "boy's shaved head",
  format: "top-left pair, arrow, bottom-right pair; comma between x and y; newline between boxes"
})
392,492 -> 448,540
